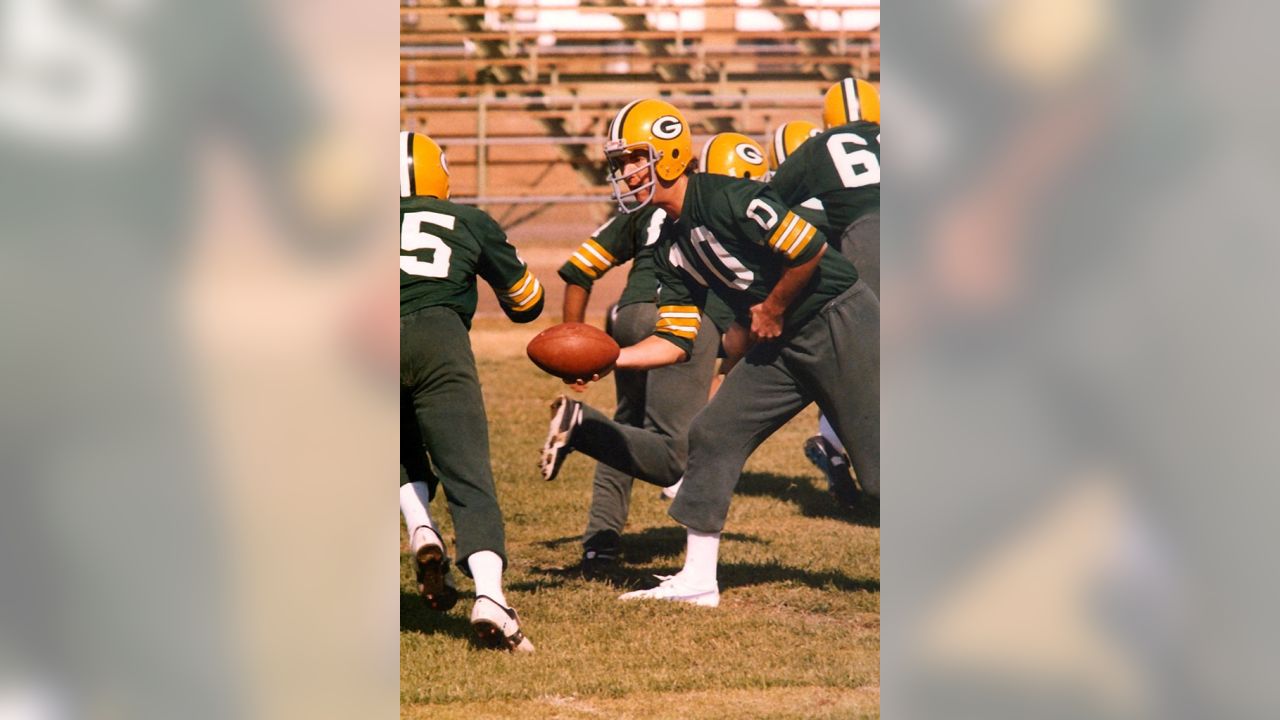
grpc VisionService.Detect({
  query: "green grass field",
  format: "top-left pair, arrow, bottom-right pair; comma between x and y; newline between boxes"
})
401,319 -> 879,719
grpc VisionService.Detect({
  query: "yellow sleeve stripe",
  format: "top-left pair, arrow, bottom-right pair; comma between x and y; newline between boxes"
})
568,252 -> 596,274
657,326 -> 698,339
568,254 -> 598,277
504,271 -> 543,308
657,317 -> 700,330
783,224 -> 817,260
511,280 -> 543,312
576,242 -> 612,271
767,212 -> 802,249
585,240 -> 616,266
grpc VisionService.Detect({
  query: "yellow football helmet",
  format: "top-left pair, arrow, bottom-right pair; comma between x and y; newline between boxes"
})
604,99 -> 693,212
823,78 -> 881,128
699,132 -> 768,181
400,130 -> 449,199
767,120 -> 822,171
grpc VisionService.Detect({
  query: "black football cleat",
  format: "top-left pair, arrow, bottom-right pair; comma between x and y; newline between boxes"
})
412,526 -> 459,612
540,395 -> 583,481
803,435 -> 860,507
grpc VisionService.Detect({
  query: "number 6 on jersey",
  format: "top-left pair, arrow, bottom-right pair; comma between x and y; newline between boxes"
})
827,133 -> 880,189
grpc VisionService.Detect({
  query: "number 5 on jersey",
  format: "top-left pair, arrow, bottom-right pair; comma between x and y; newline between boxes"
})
401,211 -> 454,278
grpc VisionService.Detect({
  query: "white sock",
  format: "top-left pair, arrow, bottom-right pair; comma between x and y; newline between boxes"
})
818,414 -> 847,455
679,529 -> 721,588
399,482 -> 436,549
467,550 -> 507,607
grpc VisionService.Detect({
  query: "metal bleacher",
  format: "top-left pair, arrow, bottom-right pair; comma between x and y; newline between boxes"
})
401,0 -> 879,234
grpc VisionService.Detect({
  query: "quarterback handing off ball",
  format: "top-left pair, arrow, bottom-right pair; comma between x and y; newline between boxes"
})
526,323 -> 619,382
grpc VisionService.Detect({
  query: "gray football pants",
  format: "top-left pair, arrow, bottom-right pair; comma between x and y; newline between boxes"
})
670,281 -> 880,533
401,307 -> 507,574
840,210 -> 880,298
580,302 -> 720,545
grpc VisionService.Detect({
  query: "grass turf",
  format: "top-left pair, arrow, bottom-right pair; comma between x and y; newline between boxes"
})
402,317 -> 879,718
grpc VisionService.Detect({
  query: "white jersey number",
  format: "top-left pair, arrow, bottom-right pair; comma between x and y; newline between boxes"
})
827,133 -> 880,189
745,198 -> 779,233
401,211 -> 455,278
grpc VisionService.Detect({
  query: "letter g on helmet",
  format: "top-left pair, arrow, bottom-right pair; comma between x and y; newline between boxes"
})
606,99 -> 693,182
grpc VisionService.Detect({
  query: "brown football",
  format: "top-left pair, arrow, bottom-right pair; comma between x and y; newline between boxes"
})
526,323 -> 620,381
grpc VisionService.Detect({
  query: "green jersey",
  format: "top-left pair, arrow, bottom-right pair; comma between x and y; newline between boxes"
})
558,206 -> 666,308
558,205 -> 736,333
652,173 -> 858,355
768,121 -> 880,247
400,196 -> 544,326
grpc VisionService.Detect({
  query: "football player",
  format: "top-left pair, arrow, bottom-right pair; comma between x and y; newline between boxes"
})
769,78 -> 882,500
552,133 -> 767,573
399,131 -> 542,651
540,101 -> 879,606
556,206 -> 722,575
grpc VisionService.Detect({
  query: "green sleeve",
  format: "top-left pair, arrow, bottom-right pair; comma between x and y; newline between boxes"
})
556,209 -> 655,290
471,209 -> 545,323
652,243 -> 710,358
722,182 -> 828,267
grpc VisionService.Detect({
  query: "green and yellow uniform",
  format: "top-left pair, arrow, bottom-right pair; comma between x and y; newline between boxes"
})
401,196 -> 543,324
401,196 -> 543,572
768,121 -> 881,294
651,173 -> 858,356
556,206 -> 724,559
566,173 -> 879,533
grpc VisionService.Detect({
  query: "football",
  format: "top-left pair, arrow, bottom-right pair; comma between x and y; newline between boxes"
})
526,323 -> 620,381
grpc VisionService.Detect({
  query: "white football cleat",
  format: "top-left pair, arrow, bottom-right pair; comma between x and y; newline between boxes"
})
660,477 -> 684,500
410,526 -> 459,611
470,596 -> 535,653
618,573 -> 720,607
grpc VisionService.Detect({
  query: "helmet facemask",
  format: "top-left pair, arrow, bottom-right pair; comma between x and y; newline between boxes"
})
605,140 -> 660,214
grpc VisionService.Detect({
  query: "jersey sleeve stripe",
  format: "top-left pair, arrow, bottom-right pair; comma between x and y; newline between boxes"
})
511,279 -> 543,311
568,252 -> 596,274
504,271 -> 542,308
660,316 -> 701,327
656,325 -> 698,339
570,252 -> 602,277
767,212 -> 802,250
784,224 -> 817,260
659,311 -> 701,319
505,272 -> 534,299
575,243 -> 611,271
583,240 -> 616,266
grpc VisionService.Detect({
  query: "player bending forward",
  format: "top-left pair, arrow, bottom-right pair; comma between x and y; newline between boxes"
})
540,101 -> 879,606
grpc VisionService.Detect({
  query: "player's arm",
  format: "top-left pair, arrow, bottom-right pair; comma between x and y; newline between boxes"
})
474,213 -> 545,323
558,214 -> 634,323
562,284 -> 590,324
750,245 -> 826,340
619,242 -> 708,370
737,187 -> 830,340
